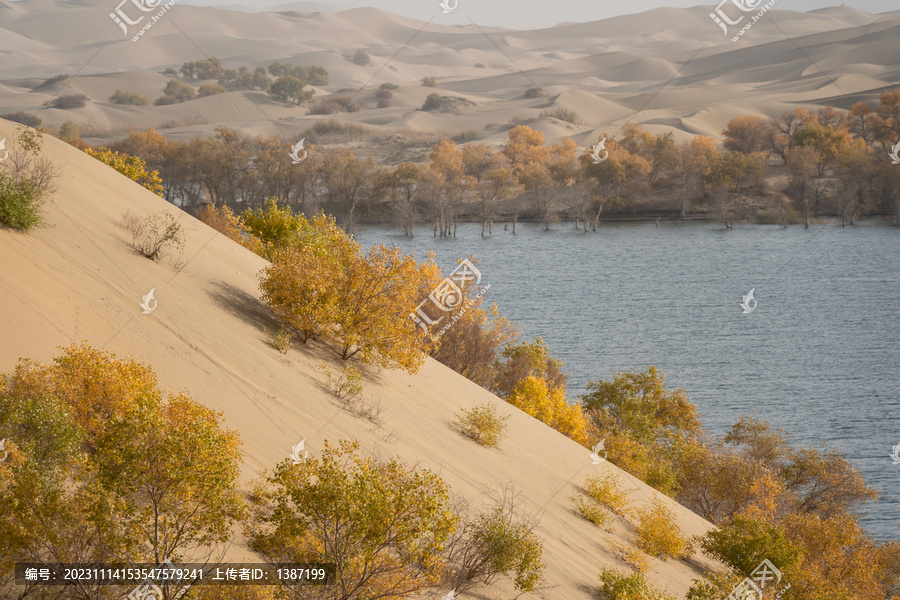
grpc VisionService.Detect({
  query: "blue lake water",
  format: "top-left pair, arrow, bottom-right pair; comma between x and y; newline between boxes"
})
356,220 -> 900,541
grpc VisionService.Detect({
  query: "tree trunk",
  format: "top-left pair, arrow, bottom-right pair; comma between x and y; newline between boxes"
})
512,209 -> 518,234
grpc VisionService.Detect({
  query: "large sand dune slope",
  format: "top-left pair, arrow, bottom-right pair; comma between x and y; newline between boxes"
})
0,119 -> 720,599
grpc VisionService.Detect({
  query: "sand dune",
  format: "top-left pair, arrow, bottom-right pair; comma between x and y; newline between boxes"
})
0,116 -> 725,599
0,1 -> 896,150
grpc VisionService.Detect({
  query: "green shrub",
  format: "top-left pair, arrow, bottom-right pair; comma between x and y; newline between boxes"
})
379,82 -> 399,90
0,173 -> 45,231
109,90 -> 150,106
540,107 -> 578,123
265,328 -> 292,354
0,128 -> 56,231
699,514 -> 801,577
247,440 -> 457,600
598,568 -> 676,600
635,500 -> 690,560
524,87 -> 543,98
572,494 -> 608,527
198,84 -> 226,98
458,403 -> 508,448
308,96 -> 360,115
1,112 -> 42,128
319,363 -> 363,401
447,496 -> 544,592
46,94 -> 88,109
422,76 -> 437,87
351,49 -> 370,66
422,93 -> 443,111
583,473 -> 629,515
572,473 -> 629,527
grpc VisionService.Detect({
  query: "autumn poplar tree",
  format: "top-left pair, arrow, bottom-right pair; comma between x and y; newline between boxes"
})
247,440 -> 457,600
0,345 -> 244,600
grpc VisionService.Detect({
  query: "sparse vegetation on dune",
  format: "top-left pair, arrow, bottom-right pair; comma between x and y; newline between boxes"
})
0,127 -> 58,231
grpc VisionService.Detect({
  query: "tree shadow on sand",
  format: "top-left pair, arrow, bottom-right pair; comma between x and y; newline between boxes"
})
207,279 -> 279,334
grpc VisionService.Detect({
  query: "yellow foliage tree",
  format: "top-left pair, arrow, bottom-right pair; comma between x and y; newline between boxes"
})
258,210 -> 440,371
84,147 -> 165,196
247,440 -> 457,600
507,375 -> 594,446
0,344 -> 244,598
197,203 -> 263,255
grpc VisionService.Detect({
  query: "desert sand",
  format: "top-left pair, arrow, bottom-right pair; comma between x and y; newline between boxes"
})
0,0 -> 897,153
0,116 -> 724,599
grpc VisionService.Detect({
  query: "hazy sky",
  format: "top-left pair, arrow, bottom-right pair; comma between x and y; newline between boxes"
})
193,0 -> 895,30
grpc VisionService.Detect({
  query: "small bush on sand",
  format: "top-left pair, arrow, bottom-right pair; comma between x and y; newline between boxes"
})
122,210 -> 185,262
443,488 -> 545,593
540,107 -> 578,123
635,500 -> 690,560
598,568 -> 676,600
47,94 -> 89,109
265,327 -> 292,355
308,96 -> 360,115
583,473 -> 629,515
109,90 -> 150,106
0,128 -> 58,231
319,362 -> 363,401
572,495 -> 608,527
458,403 -> 509,448
421,76 -> 437,87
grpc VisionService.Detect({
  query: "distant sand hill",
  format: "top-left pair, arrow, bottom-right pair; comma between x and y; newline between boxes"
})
0,0 -> 898,151
0,115 -> 725,599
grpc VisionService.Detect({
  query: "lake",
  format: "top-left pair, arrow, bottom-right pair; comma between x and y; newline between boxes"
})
356,219 -> 900,540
